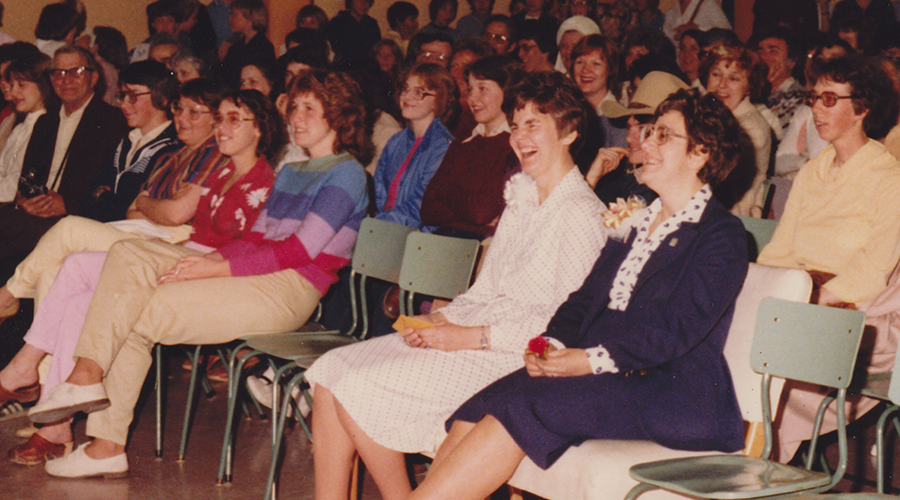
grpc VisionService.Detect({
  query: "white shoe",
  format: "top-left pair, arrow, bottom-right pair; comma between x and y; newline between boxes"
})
29,382 -> 109,424
45,442 -> 128,479
246,368 -> 308,418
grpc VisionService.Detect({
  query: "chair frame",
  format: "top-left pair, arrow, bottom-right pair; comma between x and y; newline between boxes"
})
626,298 -> 867,500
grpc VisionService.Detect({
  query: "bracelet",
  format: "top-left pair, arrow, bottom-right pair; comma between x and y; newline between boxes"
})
480,325 -> 488,350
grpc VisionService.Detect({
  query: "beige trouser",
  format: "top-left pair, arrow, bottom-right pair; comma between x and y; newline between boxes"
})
76,239 -> 321,445
6,216 -> 137,309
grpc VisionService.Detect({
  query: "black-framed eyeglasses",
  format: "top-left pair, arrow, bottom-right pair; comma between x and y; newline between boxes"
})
171,102 -> 213,120
115,90 -> 153,105
640,124 -> 689,145
49,66 -> 95,80
484,33 -> 509,43
804,91 -> 855,108
214,111 -> 255,129
400,85 -> 436,100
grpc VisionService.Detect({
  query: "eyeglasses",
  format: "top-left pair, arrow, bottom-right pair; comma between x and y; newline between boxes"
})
418,51 -> 449,62
804,91 -> 855,108
115,90 -> 153,105
640,124 -> 689,145
400,85 -> 436,100
484,33 -> 509,43
171,102 -> 212,120
49,66 -> 94,81
214,111 -> 255,129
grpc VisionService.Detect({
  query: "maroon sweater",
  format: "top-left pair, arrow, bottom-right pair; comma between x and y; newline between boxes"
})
420,132 -> 517,236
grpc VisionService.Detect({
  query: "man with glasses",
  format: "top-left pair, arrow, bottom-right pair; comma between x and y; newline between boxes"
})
79,60 -> 180,222
0,45 -> 126,277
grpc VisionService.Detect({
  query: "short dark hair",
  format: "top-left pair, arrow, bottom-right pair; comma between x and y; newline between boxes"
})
344,0 -> 374,10
466,55 -> 524,91
224,89 -> 287,160
35,3 -> 79,41
429,0 -> 458,21
505,71 -> 591,139
147,0 -> 181,32
5,52 -> 56,110
656,89 -> 743,186
483,14 -> 517,42
811,55 -> 900,140
399,62 -> 459,123
570,35 -> 620,97
282,29 -> 329,68
406,32 -> 455,65
754,25 -> 803,64
288,70 -> 374,162
120,59 -> 181,113
623,28 -> 677,66
453,37 -> 493,60
232,0 -> 268,32
518,19 -> 558,63
0,42 -> 43,67
240,59 -> 279,98
93,26 -> 128,70
388,1 -> 420,29
179,77 -> 225,110
296,5 -> 329,32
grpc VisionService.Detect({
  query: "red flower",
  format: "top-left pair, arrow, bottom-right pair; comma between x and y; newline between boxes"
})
527,336 -> 549,358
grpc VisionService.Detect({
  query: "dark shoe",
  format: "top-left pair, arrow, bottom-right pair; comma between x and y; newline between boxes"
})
0,382 -> 40,406
9,434 -> 72,465
382,285 -> 401,319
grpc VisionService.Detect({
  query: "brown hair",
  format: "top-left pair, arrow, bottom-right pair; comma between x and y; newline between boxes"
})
505,71 -> 590,139
223,89 -> 287,161
398,62 -> 459,124
569,34 -> 620,99
698,42 -> 770,104
655,89 -> 743,186
288,69 -> 374,163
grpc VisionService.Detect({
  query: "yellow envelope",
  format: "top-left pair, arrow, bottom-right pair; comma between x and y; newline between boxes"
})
393,315 -> 435,334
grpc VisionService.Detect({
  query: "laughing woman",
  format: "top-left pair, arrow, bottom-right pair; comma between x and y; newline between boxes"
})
409,89 -> 748,500
305,72 -> 607,500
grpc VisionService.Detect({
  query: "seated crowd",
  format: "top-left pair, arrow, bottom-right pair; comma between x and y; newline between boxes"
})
0,0 -> 898,496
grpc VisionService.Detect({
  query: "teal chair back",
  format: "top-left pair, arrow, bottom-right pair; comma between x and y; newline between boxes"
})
738,215 -> 778,262
349,218 -> 417,339
889,344 -> 900,405
398,232 -> 481,316
752,298 -> 865,389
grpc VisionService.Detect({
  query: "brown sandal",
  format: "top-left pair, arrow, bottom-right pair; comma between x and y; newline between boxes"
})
0,382 -> 40,406
9,434 -> 72,465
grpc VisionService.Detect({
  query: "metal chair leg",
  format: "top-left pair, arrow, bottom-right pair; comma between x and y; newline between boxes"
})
875,404 -> 900,493
217,343 -> 258,484
178,345 -> 203,461
155,344 -> 164,458
265,370 -> 306,500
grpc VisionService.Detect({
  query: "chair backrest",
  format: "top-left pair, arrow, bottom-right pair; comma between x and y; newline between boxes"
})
738,216 -> 779,262
398,232 -> 480,310
352,218 -> 417,283
890,346 -> 900,405
724,264 -> 812,426
751,298 -> 866,389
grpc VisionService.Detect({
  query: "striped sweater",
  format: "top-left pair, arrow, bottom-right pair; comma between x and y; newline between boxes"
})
218,152 -> 369,296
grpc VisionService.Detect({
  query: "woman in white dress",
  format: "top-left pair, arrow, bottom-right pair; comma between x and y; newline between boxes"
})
305,71 -> 609,500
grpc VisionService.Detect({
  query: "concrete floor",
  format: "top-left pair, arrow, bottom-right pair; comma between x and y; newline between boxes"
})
0,344 -> 897,500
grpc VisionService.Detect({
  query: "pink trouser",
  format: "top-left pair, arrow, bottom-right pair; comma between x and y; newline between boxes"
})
23,252 -> 106,404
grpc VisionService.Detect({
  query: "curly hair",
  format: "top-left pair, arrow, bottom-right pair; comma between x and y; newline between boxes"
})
569,34 -> 620,99
287,69 -> 374,163
654,89 -> 743,187
698,41 -> 770,105
504,71 -> 591,139
398,62 -> 459,124
809,55 -> 900,140
222,89 -> 287,161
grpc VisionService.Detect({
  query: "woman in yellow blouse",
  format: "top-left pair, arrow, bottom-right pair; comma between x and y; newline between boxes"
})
757,55 -> 900,462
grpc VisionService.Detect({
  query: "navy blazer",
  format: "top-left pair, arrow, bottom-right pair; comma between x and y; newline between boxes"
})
546,197 -> 748,452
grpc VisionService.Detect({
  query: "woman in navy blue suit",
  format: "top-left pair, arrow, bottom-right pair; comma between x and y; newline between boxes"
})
407,88 -> 750,500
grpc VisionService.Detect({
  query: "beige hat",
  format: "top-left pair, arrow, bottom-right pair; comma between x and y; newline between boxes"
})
601,71 -> 690,119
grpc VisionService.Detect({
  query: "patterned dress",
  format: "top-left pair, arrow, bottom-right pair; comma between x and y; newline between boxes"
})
305,168 -> 607,453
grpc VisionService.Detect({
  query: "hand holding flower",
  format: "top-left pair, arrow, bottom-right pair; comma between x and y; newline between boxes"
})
525,347 -> 591,378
